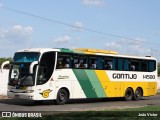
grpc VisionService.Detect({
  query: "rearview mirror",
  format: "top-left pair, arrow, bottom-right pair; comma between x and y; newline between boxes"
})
1,61 -> 10,73
29,61 -> 38,74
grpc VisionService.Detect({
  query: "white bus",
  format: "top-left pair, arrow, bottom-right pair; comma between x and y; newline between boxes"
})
1,48 -> 158,104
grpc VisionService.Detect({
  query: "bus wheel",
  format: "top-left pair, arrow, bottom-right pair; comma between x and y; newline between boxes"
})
124,88 -> 133,101
56,89 -> 68,105
134,88 -> 142,101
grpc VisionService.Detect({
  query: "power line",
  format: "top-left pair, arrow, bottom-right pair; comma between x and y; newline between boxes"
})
1,5 -> 160,46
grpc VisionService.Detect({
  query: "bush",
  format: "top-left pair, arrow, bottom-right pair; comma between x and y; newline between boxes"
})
0,57 -> 12,66
158,67 -> 160,76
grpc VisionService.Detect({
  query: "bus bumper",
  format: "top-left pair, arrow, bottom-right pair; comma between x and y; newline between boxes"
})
7,91 -> 35,100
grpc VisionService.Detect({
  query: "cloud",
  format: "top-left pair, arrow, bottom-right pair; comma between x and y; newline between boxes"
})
105,38 -> 151,56
0,3 -> 3,8
105,41 -> 121,48
0,25 -> 33,57
53,35 -> 71,43
74,22 -> 84,31
65,21 -> 84,32
82,0 -> 105,6
0,25 -> 33,44
51,35 -> 81,49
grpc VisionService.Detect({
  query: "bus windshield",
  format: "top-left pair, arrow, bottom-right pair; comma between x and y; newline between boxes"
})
9,63 -> 37,87
14,52 -> 40,62
8,52 -> 40,87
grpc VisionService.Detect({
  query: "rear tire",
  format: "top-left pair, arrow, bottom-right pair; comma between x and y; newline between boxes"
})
55,89 -> 68,105
134,88 -> 142,101
124,88 -> 134,101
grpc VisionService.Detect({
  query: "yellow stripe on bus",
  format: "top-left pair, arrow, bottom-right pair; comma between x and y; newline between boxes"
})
84,52 -> 96,54
95,70 -> 110,96
95,70 -> 157,97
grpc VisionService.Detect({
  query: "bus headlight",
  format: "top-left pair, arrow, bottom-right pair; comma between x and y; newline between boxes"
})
25,90 -> 34,93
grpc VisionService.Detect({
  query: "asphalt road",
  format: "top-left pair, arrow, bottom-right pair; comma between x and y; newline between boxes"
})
0,95 -> 159,112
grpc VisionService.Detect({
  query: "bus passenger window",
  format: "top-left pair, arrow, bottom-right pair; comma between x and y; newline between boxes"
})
130,65 -> 135,71
79,56 -> 88,68
148,60 -> 156,72
73,58 -> 79,68
117,59 -> 129,71
79,60 -> 84,68
62,58 -> 70,68
56,58 -> 63,69
129,60 -> 140,71
141,61 -> 147,72
97,57 -> 103,69
56,53 -> 71,69
105,62 -> 112,70
89,57 -> 97,69
83,59 -> 88,68
104,58 -> 112,70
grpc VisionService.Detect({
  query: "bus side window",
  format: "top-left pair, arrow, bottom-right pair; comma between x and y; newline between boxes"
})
148,60 -> 156,72
64,58 -> 70,68
56,57 -> 62,69
104,58 -> 113,70
118,58 -> 129,71
56,53 -> 71,69
118,59 -> 123,70
89,57 -> 97,69
124,59 -> 129,71
130,65 -> 135,71
97,57 -> 103,69
129,60 -> 140,71
141,60 -> 148,72
73,58 -> 79,68
79,55 -> 88,69
129,61 -> 135,71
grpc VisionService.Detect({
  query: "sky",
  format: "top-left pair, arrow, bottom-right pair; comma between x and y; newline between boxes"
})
0,0 -> 160,61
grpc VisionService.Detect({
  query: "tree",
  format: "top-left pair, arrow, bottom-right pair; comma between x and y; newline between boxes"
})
158,62 -> 160,76
158,62 -> 160,67
0,57 -> 12,66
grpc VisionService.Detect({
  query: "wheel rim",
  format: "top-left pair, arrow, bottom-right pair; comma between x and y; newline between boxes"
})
125,89 -> 133,100
59,92 -> 66,101
56,89 -> 68,105
126,91 -> 131,98
135,89 -> 141,99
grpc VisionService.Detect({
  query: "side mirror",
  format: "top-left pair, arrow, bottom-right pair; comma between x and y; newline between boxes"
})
29,61 -> 38,74
1,61 -> 10,73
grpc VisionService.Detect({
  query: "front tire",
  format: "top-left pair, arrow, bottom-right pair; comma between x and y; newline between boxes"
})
56,89 -> 68,105
124,88 -> 134,101
134,88 -> 142,101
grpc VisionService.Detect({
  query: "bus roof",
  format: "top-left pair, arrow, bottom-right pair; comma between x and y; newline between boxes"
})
74,48 -> 118,55
16,48 -> 156,60
16,48 -> 60,53
59,48 -> 156,60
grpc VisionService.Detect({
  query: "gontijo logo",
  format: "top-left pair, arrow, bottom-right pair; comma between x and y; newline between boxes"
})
40,89 -> 52,98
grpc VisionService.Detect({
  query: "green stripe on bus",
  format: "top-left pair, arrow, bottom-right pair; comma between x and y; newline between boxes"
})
72,69 -> 98,98
72,50 -> 84,54
60,48 -> 74,53
60,48 -> 84,54
85,70 -> 106,98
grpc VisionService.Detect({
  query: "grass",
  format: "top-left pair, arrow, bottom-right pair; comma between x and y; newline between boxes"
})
1,106 -> 160,120
112,105 -> 160,111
